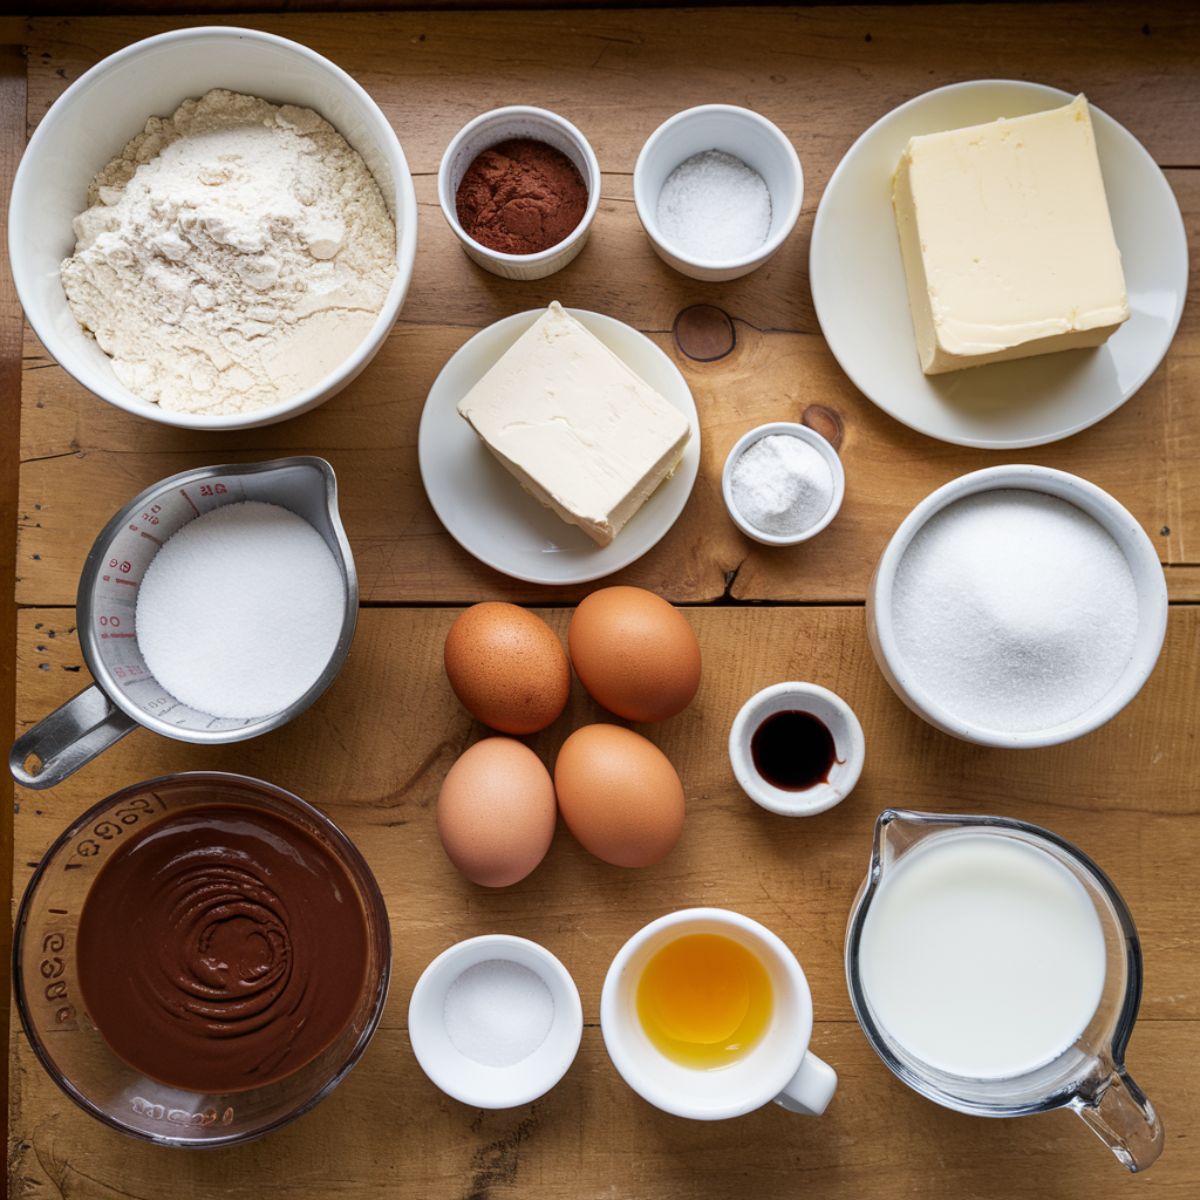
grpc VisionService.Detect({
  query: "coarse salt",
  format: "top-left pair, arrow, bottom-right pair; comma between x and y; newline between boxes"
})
135,501 -> 344,719
656,150 -> 772,261
444,959 -> 555,1068
891,490 -> 1139,733
729,434 -> 834,537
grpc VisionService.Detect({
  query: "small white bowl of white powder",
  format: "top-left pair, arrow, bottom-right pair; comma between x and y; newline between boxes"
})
634,104 -> 802,282
9,27 -> 417,430
722,422 -> 845,545
408,935 -> 583,1110
867,466 -> 1168,748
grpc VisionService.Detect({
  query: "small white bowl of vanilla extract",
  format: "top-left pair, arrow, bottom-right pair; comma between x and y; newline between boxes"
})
728,682 -> 865,816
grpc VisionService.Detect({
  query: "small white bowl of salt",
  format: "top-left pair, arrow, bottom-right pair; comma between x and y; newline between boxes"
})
634,104 -> 802,281
722,422 -> 845,546
408,934 -> 583,1110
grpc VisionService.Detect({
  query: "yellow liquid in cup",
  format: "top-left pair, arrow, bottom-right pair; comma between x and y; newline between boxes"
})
636,933 -> 773,1069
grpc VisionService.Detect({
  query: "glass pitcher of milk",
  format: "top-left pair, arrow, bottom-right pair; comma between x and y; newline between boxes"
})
845,809 -> 1162,1172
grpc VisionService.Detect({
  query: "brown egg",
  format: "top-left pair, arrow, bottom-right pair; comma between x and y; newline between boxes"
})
437,738 -> 557,887
568,586 -> 701,722
445,602 -> 570,734
554,724 -> 685,868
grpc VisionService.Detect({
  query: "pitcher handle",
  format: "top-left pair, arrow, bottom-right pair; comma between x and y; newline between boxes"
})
1071,1066 -> 1163,1172
9,685 -> 138,790
773,1051 -> 838,1116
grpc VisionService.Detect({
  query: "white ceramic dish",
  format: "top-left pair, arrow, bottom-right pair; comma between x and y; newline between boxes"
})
721,422 -> 845,545
810,80 -> 1187,449
866,465 -> 1168,748
600,908 -> 837,1120
438,106 -> 601,281
634,104 -> 802,282
728,682 -> 865,816
408,935 -> 582,1110
419,308 -> 700,586
8,26 -> 418,431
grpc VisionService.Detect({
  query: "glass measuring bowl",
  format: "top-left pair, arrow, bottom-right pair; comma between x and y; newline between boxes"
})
845,809 -> 1163,1172
9,457 -> 357,789
12,772 -> 391,1147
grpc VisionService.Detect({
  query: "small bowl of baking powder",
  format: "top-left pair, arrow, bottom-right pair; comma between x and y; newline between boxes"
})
722,422 -> 845,546
634,104 -> 802,282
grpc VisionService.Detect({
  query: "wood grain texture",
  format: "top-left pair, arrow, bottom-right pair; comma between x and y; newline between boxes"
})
14,6 -> 1200,604
0,32 -> 27,1181
9,605 -> 1200,1197
7,6 -> 1200,1199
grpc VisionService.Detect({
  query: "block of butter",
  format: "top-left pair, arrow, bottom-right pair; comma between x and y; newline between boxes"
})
457,302 -> 691,546
893,94 -> 1129,375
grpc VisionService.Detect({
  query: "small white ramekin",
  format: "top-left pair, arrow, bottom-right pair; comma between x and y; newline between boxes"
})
634,104 -> 802,282
8,26 -> 417,431
722,422 -> 845,545
408,934 -> 582,1110
729,682 -> 866,817
866,465 -> 1168,748
438,106 -> 601,281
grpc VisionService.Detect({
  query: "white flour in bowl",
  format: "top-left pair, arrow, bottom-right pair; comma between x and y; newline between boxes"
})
61,89 -> 396,416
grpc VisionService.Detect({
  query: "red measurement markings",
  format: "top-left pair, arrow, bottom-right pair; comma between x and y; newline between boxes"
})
180,487 -> 201,517
101,576 -> 138,587
138,530 -> 164,547
100,633 -> 136,640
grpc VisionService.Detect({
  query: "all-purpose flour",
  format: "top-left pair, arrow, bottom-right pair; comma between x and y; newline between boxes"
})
61,89 -> 396,415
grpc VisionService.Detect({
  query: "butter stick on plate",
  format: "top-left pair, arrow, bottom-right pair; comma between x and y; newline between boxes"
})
893,94 -> 1130,375
457,302 -> 691,546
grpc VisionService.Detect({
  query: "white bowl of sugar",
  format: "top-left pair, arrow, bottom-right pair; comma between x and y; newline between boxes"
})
867,465 -> 1168,748
633,104 -> 802,282
8,26 -> 418,430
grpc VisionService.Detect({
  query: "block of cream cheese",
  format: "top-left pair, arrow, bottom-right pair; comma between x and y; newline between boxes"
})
893,94 -> 1129,375
457,302 -> 691,546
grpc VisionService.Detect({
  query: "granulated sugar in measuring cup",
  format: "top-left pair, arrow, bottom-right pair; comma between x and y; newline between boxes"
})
10,458 -> 357,789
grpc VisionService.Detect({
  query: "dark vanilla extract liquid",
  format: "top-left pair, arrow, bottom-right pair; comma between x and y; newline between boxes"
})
750,710 -> 838,790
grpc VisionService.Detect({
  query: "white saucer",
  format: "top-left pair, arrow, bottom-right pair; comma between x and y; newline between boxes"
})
419,308 -> 701,585
809,80 -> 1188,449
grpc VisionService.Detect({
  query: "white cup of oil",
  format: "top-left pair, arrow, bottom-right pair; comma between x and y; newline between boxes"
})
601,907 -> 837,1119
408,934 -> 582,1109
729,681 -> 865,816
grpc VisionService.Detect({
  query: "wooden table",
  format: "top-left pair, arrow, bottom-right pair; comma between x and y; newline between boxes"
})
5,6 -> 1198,1197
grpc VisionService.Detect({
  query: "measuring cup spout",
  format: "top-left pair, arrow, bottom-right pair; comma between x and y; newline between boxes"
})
10,685 -> 137,790
1070,1064 -> 1163,1172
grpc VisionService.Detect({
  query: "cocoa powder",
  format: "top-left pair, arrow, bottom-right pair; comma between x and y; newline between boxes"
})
455,138 -> 587,255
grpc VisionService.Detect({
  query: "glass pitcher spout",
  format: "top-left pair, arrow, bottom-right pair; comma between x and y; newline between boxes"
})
1071,1063 -> 1164,1172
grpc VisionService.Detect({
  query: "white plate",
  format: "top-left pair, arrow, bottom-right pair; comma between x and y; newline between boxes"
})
810,80 -> 1188,449
418,308 -> 700,585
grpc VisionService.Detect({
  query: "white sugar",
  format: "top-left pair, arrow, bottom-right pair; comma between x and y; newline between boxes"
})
891,491 -> 1139,733
730,434 -> 834,537
656,150 -> 772,261
135,501 -> 343,719
444,959 -> 554,1069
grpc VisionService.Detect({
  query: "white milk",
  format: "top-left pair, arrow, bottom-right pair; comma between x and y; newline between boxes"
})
858,831 -> 1107,1080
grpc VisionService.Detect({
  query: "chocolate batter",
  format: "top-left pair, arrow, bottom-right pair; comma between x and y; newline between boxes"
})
76,804 -> 369,1094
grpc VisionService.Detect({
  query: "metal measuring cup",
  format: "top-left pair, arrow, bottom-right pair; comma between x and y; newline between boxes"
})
10,458 -> 358,790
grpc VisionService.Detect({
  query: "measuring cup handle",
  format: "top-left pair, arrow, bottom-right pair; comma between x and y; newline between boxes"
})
773,1051 -> 838,1116
1072,1066 -> 1164,1172
9,685 -> 138,790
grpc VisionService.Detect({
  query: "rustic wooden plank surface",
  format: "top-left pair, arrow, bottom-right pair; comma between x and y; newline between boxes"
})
0,32 -> 27,1172
6,5 -> 1200,1199
9,606 -> 1200,1198
14,5 -> 1200,605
